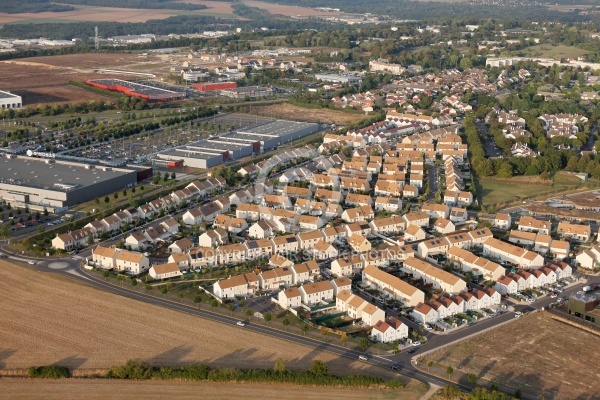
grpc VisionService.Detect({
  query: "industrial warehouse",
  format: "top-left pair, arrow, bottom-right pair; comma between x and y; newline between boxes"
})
155,120 -> 320,169
0,90 -> 22,109
0,155 -> 151,210
85,79 -> 185,102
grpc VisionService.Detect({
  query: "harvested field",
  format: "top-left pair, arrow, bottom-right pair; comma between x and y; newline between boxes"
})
426,312 -> 600,399
0,6 -> 182,24
0,379 -> 418,400
0,53 -> 168,106
249,103 -> 368,126
0,262 -> 414,385
242,0 -> 341,16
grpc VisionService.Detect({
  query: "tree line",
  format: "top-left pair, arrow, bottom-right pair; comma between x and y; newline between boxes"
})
2,0 -> 74,13
106,359 -> 401,388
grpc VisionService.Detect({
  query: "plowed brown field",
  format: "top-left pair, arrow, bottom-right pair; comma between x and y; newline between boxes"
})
0,262 -> 413,384
0,378 -> 419,400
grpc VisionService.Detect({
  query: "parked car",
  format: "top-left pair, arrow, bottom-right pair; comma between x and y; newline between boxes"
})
358,355 -> 369,361
236,321 -> 246,327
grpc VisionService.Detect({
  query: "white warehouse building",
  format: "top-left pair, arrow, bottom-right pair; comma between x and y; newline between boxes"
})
0,90 -> 22,109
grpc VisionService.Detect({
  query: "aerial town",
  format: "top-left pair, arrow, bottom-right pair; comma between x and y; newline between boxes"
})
0,1 -> 599,399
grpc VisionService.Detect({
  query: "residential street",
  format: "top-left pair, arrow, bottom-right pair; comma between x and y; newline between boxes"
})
2,243 -> 597,394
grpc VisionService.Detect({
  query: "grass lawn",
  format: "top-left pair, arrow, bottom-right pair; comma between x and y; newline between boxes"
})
521,44 -> 589,60
477,172 -> 600,210
477,180 -> 554,207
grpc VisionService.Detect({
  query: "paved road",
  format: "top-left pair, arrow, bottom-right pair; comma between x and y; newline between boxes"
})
476,121 -> 502,159
427,164 -> 439,202
2,239 -> 598,395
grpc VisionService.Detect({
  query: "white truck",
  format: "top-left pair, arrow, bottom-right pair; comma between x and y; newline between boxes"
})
582,286 -> 591,293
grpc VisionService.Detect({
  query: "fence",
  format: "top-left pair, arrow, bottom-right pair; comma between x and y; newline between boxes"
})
546,308 -> 600,335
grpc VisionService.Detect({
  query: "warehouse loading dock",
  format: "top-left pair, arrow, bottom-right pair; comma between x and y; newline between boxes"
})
155,119 -> 321,169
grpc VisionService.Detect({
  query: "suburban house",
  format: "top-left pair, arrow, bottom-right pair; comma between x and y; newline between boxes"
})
91,246 -> 119,269
348,233 -> 372,253
362,265 -> 424,306
335,289 -> 385,326
114,251 -> 150,275
331,254 -> 365,276
482,237 -> 544,268
494,213 -> 512,230
404,224 -> 426,242
403,256 -> 467,293
278,287 -> 302,309
199,228 -> 229,248
370,317 -> 408,343
149,262 -> 183,280
518,217 -> 550,235
556,222 -> 591,242
213,273 -> 259,299
330,276 -> 352,296
258,267 -> 294,290
298,281 -> 335,306
168,237 -> 194,254
433,218 -> 455,235
248,220 -> 277,239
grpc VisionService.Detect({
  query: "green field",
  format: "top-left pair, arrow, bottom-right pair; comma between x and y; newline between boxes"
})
477,172 -> 600,211
520,44 -> 589,60
478,180 -> 554,207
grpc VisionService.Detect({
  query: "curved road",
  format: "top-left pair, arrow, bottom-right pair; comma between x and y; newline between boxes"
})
1,245 -> 595,393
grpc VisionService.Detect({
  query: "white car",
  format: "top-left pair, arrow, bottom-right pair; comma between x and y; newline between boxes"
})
28,260 -> 35,265
424,324 -> 432,330
412,340 -> 421,346
550,294 -> 557,298
236,321 -> 246,327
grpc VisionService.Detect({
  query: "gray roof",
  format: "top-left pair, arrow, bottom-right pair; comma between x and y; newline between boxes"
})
0,156 -> 134,192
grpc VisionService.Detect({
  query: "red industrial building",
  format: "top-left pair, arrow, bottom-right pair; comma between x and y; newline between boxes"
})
85,79 -> 185,102
192,82 -> 237,92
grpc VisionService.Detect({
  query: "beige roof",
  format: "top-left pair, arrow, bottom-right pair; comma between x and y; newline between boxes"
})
551,240 -> 569,250
468,228 -> 493,240
93,246 -> 118,258
422,203 -> 448,213
404,256 -> 462,286
313,240 -> 334,252
272,234 -> 298,245
169,253 -> 189,263
363,265 -> 419,296
152,262 -> 180,275
281,287 -> 301,299
557,222 -> 591,236
297,230 -> 324,241
414,302 -> 433,314
519,216 -> 550,230
405,224 -> 423,236
404,211 -> 428,222
116,250 -> 144,263
495,213 -> 510,221
301,281 -> 333,295
218,243 -> 246,254
333,276 -> 351,287
336,289 -> 353,302
217,274 -> 250,289
509,230 -> 536,241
